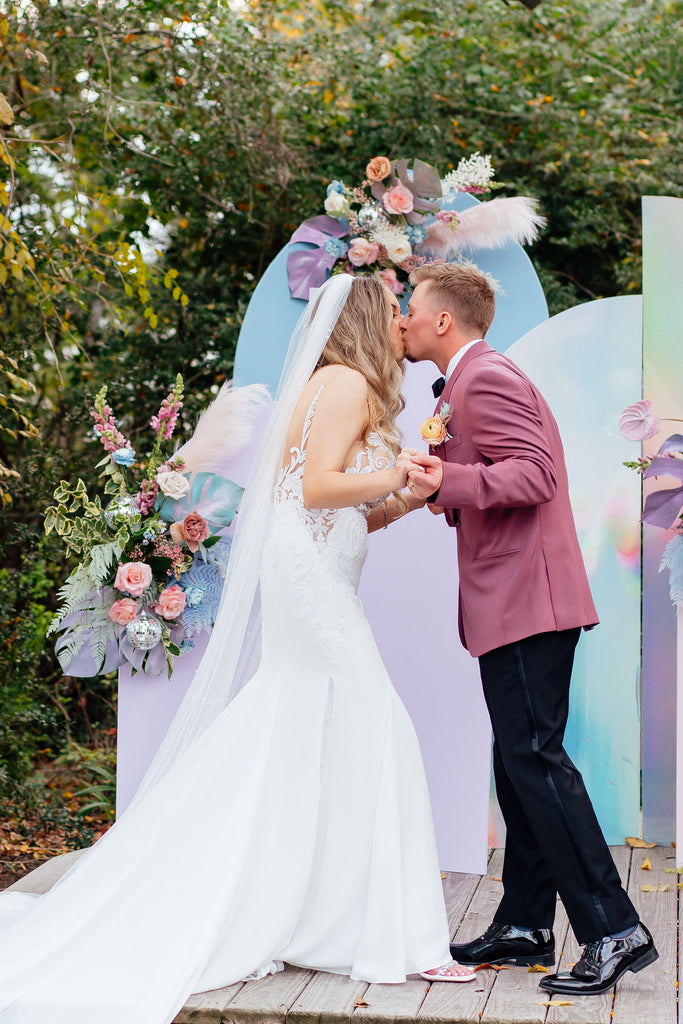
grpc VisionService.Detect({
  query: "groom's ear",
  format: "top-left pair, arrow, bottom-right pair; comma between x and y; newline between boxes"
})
436,310 -> 452,335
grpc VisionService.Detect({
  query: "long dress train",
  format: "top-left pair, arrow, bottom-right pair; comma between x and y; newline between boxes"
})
0,386 -> 450,1023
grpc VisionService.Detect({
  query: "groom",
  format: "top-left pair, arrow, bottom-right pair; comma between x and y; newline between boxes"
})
402,263 -> 657,996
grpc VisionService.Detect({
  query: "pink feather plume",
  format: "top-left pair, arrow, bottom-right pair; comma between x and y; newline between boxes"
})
175,381 -> 270,474
418,197 -> 546,258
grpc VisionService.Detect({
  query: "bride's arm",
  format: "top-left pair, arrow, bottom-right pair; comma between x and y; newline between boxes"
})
302,367 -> 407,510
365,490 -> 426,533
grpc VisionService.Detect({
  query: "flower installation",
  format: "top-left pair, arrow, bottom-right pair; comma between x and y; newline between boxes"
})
619,399 -> 683,605
287,153 -> 546,300
45,376 -> 245,677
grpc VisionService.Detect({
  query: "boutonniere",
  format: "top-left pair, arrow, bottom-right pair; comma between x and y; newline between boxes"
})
420,403 -> 452,447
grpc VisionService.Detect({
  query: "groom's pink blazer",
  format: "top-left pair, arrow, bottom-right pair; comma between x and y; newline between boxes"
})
431,340 -> 598,658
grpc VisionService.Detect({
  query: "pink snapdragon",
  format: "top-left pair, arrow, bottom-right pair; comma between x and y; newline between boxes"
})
436,210 -> 460,230
91,386 -> 131,457
150,375 -> 184,442
135,479 -> 159,515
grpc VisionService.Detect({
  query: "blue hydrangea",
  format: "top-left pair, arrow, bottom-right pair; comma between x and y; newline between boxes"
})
406,224 -> 427,246
112,447 -> 136,467
323,237 -> 348,258
326,180 -> 345,196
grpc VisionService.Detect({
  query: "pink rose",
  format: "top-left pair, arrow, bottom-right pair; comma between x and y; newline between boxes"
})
378,269 -> 404,295
366,156 -> 392,182
114,561 -> 153,597
382,183 -> 414,216
155,584 -> 186,620
347,237 -> 380,267
169,510 -> 211,552
618,400 -> 661,442
107,598 -> 138,625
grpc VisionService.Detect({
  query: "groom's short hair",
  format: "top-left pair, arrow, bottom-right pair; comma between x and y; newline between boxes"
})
409,263 -> 495,336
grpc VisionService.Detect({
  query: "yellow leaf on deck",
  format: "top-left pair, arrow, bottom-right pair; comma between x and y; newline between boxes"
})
536,1000 -> 574,1007
641,884 -> 669,892
440,872 -> 446,880
641,857 -> 652,870
354,995 -> 368,1008
625,836 -> 656,848
528,964 -> 548,972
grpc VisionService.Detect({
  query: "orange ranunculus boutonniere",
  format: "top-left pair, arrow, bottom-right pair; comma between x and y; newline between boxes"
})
420,404 -> 452,447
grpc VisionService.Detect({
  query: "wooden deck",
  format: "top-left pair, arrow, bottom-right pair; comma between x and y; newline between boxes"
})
175,846 -> 677,1024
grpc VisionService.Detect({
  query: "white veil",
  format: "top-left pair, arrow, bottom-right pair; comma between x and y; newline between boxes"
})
131,273 -> 355,805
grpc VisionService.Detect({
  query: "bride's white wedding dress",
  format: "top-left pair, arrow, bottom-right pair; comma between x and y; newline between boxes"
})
0,386 -> 450,1023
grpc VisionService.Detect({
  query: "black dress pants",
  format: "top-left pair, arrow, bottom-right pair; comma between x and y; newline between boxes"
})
478,628 -> 639,944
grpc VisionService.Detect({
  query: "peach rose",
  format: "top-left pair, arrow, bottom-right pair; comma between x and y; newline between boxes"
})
366,156 -> 392,182
114,561 -> 153,597
420,417 -> 448,446
155,584 -> 186,620
347,237 -> 380,267
378,269 -> 404,295
107,598 -> 138,625
169,510 -> 211,552
382,182 -> 414,216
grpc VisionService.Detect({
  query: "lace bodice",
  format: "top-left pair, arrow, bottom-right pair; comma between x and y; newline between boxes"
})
263,385 -> 396,665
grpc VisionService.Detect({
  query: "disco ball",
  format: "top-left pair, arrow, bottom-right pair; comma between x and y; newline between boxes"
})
357,201 -> 383,230
125,611 -> 163,651
104,494 -> 142,530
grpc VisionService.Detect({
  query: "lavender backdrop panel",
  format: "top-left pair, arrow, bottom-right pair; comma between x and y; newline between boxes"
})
115,430 -> 267,816
641,195 -> 683,846
507,296 -> 642,843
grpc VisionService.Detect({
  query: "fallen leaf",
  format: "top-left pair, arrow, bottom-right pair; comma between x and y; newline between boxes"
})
489,876 -> 503,882
625,836 -> 656,848
440,872 -> 447,880
354,996 -> 368,1008
528,964 -> 548,973
641,884 -> 669,892
641,857 -> 652,870
536,1000 -> 574,1006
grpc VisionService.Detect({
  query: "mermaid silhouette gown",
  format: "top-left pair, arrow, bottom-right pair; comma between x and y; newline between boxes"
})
0,387 -> 450,1023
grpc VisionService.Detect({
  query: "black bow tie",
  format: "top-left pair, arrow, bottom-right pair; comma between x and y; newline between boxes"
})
432,376 -> 446,399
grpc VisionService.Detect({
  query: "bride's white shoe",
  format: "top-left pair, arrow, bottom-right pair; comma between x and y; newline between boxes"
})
419,961 -> 477,983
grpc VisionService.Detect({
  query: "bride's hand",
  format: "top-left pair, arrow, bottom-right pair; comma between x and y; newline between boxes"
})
394,449 -> 414,489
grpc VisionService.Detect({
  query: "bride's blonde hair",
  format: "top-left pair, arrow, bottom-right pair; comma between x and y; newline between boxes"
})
315,276 -> 405,459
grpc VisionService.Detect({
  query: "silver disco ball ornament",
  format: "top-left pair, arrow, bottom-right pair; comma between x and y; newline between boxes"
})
104,494 -> 142,530
357,201 -> 383,230
125,611 -> 163,651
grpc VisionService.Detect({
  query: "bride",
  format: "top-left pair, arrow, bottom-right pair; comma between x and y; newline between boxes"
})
0,274 -> 473,1023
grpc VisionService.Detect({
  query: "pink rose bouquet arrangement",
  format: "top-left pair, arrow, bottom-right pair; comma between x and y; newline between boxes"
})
287,153 -> 545,301
45,376 -> 244,677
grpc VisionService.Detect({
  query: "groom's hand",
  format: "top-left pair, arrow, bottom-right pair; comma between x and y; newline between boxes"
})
406,450 -> 443,500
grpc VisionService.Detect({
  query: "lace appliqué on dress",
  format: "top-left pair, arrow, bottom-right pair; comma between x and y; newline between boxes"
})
269,386 -> 395,669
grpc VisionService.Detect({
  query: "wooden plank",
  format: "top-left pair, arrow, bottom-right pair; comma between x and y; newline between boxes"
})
544,846 -> 632,1024
442,869 -> 484,940
612,845 -> 676,1024
223,965 -> 314,1024
287,971 -> 368,1024
418,849 -> 505,1024
353,979 -> 430,1024
175,984 -> 244,1024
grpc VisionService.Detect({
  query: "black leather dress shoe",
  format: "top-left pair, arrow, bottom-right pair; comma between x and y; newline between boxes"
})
449,923 -> 555,966
539,922 -> 658,995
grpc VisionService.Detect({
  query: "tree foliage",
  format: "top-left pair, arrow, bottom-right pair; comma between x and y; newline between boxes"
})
0,0 -> 680,787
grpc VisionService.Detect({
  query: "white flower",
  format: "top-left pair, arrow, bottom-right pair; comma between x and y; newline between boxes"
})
441,152 -> 495,195
370,224 -> 412,263
156,470 -> 190,499
324,191 -> 351,219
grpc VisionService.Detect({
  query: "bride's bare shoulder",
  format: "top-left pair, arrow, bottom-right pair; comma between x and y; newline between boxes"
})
308,364 -> 368,402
